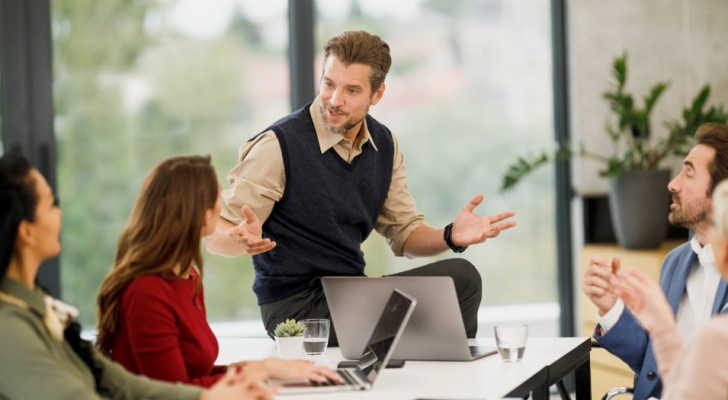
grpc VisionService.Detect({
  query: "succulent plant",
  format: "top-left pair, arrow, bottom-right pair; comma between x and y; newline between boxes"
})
273,319 -> 305,337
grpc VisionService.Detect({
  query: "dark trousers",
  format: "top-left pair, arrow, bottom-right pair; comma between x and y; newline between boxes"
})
259,258 -> 482,346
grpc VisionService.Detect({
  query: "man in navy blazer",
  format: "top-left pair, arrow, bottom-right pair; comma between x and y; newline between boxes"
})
582,122 -> 728,400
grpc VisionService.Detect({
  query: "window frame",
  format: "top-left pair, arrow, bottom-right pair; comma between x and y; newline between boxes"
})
0,0 -> 60,296
0,0 -> 574,336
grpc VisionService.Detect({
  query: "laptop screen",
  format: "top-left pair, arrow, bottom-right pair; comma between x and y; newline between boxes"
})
354,288 -> 415,382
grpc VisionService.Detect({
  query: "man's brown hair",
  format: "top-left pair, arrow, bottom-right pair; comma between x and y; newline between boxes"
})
323,30 -> 391,92
696,122 -> 728,194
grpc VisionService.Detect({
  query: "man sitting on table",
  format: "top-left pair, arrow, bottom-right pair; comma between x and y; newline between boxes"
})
205,30 -> 516,344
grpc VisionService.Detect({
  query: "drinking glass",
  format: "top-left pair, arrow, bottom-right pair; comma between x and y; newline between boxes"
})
301,319 -> 330,356
494,324 -> 528,362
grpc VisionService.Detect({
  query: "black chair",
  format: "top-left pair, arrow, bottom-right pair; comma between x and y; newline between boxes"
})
591,340 -> 634,400
602,386 -> 634,400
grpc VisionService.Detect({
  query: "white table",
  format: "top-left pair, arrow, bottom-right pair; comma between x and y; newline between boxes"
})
217,337 -> 591,399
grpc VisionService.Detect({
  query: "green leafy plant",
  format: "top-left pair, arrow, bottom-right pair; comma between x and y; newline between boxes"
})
501,52 -> 728,191
273,319 -> 305,337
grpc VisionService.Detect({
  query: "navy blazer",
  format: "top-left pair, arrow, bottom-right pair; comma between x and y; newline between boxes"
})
595,241 -> 728,400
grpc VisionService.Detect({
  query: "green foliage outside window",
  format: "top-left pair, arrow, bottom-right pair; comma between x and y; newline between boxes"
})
53,0 -> 559,333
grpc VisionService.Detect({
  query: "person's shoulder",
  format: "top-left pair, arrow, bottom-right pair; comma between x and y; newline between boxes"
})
365,113 -> 391,132
663,241 -> 693,263
123,274 -> 175,302
365,114 -> 395,150
667,241 -> 692,254
0,304 -> 48,352
0,303 -> 33,328
267,105 -> 313,130
127,273 -> 167,287
0,298 -> 40,321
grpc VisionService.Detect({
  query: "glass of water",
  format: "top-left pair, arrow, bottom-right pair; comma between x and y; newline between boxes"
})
301,319 -> 330,356
494,324 -> 528,362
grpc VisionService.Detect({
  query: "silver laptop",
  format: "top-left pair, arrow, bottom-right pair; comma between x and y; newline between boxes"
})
271,288 -> 416,394
322,276 -> 497,361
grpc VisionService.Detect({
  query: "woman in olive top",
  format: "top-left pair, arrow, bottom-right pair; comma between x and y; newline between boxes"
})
0,153 -> 272,400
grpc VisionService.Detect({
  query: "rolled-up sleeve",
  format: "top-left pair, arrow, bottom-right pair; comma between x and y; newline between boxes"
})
220,131 -> 285,226
374,134 -> 425,256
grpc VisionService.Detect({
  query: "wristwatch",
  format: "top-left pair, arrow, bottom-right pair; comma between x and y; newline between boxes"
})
444,223 -> 468,253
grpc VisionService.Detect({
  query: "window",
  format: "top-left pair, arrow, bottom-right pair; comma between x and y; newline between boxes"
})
51,0 -> 559,337
315,0 -> 559,335
52,0 -> 289,328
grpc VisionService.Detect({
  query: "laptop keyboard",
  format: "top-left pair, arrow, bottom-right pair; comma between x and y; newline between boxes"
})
310,369 -> 357,387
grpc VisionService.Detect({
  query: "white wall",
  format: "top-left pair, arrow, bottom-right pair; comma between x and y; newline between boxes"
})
567,0 -> 728,335
568,0 -> 728,195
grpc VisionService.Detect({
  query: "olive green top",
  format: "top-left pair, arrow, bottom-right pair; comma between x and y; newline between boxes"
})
0,278 -> 203,400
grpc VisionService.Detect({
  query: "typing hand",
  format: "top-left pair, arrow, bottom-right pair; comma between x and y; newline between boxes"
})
202,368 -> 276,400
240,358 -> 344,384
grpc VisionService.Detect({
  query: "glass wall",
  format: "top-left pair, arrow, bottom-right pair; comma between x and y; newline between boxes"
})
52,0 -> 289,328
316,0 -> 559,335
53,0 -> 558,336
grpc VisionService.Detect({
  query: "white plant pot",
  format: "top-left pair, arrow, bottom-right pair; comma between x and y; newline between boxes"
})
275,336 -> 304,359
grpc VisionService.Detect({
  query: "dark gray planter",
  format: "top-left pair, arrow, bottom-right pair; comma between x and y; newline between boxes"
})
608,169 -> 672,249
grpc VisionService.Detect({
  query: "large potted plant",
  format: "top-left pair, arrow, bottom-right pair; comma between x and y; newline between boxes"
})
502,53 -> 728,248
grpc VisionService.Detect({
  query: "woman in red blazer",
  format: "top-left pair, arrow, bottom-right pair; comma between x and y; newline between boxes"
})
96,155 -> 340,387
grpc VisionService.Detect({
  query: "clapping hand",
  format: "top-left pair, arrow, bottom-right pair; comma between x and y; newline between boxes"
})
609,269 -> 676,334
581,256 -> 621,315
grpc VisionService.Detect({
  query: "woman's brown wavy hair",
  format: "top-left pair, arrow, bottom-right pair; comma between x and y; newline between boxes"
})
96,155 -> 219,355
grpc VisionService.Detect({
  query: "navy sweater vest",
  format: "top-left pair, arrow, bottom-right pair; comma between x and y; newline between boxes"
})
252,104 -> 394,305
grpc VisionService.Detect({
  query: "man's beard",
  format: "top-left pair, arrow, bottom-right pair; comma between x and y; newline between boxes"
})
668,197 -> 709,230
318,103 -> 364,136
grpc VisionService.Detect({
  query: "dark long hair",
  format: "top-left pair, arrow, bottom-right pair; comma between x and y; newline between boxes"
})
0,153 -> 102,389
0,153 -> 36,280
96,155 -> 219,355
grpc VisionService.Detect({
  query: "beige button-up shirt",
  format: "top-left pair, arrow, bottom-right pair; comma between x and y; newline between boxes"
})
220,96 -> 425,256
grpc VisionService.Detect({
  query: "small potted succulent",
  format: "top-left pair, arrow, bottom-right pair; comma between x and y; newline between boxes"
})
273,319 -> 305,359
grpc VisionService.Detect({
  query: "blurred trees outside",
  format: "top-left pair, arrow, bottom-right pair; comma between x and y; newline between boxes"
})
53,0 -> 557,331
53,0 -> 271,327
317,0 -> 558,307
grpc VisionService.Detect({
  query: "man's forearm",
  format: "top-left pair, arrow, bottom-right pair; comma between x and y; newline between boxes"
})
401,225 -> 449,258
204,217 -> 247,257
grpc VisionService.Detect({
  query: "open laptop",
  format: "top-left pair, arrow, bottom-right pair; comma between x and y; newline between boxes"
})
322,276 -> 497,361
271,288 -> 416,394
